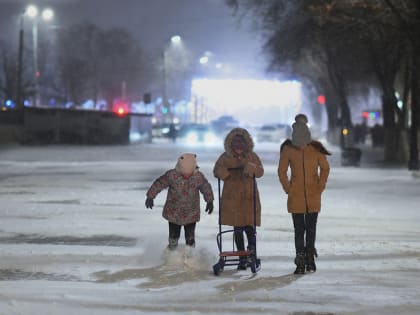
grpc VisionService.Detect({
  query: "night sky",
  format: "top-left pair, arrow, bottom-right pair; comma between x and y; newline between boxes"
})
0,0 -> 267,77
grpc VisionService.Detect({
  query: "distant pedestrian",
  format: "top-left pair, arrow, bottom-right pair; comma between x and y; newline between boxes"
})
213,127 -> 264,270
278,114 -> 331,274
168,123 -> 177,143
145,153 -> 214,250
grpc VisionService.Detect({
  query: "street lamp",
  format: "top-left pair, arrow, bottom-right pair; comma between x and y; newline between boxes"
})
198,51 -> 228,77
26,5 -> 54,107
16,12 -> 25,111
162,35 -> 182,122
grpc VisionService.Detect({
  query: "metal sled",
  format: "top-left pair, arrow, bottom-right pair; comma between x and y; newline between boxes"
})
212,172 -> 261,276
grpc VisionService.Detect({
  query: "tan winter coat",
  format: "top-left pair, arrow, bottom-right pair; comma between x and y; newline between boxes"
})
278,140 -> 330,213
213,128 -> 264,226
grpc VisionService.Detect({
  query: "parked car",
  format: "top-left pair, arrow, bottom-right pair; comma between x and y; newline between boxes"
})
151,124 -> 170,138
151,123 -> 180,139
256,124 -> 290,142
177,123 -> 220,145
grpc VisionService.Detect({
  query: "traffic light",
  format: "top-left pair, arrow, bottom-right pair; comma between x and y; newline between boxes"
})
112,101 -> 129,117
317,94 -> 326,105
143,93 -> 151,104
362,110 -> 380,119
161,106 -> 168,114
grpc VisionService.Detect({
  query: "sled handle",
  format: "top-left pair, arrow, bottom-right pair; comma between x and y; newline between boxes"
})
253,175 -> 256,231
218,178 -> 222,251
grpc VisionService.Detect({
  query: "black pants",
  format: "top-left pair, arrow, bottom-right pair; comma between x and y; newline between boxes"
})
168,222 -> 196,246
234,225 -> 256,252
292,213 -> 318,253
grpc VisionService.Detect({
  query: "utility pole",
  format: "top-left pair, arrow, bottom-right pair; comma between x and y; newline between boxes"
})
16,15 -> 24,112
408,55 -> 419,170
32,18 -> 39,107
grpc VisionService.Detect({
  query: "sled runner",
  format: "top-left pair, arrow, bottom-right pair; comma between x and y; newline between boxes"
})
212,172 -> 261,276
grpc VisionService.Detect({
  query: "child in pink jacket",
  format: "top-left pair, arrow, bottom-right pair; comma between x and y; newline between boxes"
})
145,153 -> 214,250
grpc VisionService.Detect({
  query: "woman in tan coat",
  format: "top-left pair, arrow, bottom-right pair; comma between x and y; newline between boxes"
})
278,114 -> 330,274
213,127 -> 264,269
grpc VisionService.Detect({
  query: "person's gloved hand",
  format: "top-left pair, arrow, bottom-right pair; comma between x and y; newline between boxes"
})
145,198 -> 154,209
205,201 -> 214,214
215,168 -> 231,181
243,162 -> 257,177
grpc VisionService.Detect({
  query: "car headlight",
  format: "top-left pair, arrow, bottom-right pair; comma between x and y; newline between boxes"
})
186,131 -> 199,143
204,131 -> 218,144
161,127 -> 170,135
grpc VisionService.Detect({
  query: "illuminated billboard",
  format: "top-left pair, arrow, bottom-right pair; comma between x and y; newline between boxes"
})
190,79 -> 302,125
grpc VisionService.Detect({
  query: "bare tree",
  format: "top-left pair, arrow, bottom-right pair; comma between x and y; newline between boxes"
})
313,1 -> 408,161
55,23 -> 146,109
0,41 -> 34,107
226,0 -> 415,163
382,0 -> 420,169
226,0 -> 361,144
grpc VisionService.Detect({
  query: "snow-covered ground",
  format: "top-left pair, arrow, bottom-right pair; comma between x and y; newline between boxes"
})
0,142 -> 419,315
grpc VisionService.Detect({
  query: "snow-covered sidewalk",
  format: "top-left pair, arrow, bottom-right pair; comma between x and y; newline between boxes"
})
0,144 -> 419,315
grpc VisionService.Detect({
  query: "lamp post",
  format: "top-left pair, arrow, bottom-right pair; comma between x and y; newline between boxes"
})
26,5 -> 54,107
16,13 -> 24,111
162,35 -> 181,122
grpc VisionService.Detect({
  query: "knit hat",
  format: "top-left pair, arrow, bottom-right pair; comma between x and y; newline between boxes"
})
292,114 -> 311,147
231,135 -> 247,151
177,153 -> 197,176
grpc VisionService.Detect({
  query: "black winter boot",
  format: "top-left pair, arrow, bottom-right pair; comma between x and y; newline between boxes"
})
235,232 -> 247,270
185,237 -> 195,247
167,238 -> 179,250
305,248 -> 318,272
294,252 -> 306,274
237,257 -> 248,270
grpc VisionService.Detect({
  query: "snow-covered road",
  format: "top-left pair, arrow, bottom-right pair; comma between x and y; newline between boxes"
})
0,143 -> 419,315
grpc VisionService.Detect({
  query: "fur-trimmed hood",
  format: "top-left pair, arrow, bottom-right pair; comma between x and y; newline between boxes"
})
224,127 -> 255,157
